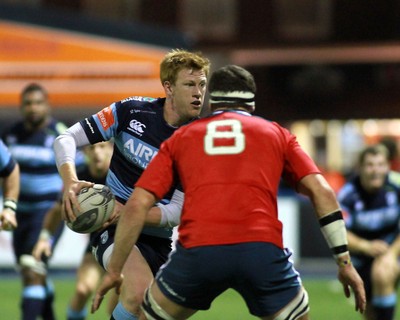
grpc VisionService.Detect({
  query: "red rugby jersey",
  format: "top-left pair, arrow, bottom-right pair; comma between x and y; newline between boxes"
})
136,110 -> 320,249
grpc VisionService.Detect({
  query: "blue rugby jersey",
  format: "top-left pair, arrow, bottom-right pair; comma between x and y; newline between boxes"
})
338,173 -> 400,263
2,119 -> 83,213
0,138 -> 17,177
79,96 -> 181,239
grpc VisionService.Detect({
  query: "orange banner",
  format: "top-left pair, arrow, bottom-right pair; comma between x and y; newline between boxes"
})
0,20 -> 167,108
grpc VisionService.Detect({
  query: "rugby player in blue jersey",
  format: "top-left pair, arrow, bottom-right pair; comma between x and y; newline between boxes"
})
53,49 -> 210,320
2,83 -> 82,320
0,138 -> 19,231
33,141 -> 118,320
338,144 -> 400,320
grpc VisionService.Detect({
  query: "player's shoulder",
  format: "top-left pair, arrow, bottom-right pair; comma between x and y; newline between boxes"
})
110,97 -> 164,124
118,96 -> 164,111
2,121 -> 22,136
0,138 -> 10,153
337,180 -> 358,202
48,118 -> 68,135
387,170 -> 400,188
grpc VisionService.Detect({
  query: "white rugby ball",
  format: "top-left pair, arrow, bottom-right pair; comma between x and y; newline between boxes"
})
66,184 -> 115,234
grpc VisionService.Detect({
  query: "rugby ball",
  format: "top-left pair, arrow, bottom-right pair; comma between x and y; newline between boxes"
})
66,184 -> 115,234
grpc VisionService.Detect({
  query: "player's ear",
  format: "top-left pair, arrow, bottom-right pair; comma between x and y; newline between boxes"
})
163,81 -> 173,96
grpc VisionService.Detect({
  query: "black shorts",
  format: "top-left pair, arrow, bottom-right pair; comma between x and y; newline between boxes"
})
90,224 -> 172,275
156,242 -> 302,317
13,209 -> 64,264
353,259 -> 374,301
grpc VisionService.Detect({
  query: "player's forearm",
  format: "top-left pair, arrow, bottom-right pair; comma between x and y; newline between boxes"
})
346,231 -> 370,255
298,174 -> 341,217
318,209 -> 350,265
151,189 -> 183,227
310,186 -> 341,219
41,202 -> 63,234
145,206 -> 162,226
388,235 -> 400,256
2,163 -> 19,202
53,132 -> 79,185
58,162 -> 79,186
108,190 -> 150,274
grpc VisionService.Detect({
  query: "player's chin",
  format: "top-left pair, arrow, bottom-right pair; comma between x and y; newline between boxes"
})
189,106 -> 202,116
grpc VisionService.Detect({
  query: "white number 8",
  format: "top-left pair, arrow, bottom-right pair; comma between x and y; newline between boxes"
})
204,119 -> 245,155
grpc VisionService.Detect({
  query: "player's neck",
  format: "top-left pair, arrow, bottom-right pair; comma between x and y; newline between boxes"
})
163,101 -> 185,127
24,116 -> 50,131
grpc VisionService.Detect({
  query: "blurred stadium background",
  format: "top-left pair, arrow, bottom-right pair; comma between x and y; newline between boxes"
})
2,0 -> 400,318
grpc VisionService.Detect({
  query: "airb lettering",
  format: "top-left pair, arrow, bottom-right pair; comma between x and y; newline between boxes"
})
138,145 -> 156,161
124,139 -> 158,163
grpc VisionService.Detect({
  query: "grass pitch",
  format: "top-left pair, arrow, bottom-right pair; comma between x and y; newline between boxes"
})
2,275 -> 391,319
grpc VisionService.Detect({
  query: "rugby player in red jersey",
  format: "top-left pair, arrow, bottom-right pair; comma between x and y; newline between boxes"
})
93,65 -> 366,320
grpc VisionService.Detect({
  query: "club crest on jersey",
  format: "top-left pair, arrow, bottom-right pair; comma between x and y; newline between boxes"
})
100,230 -> 109,244
128,119 -> 146,136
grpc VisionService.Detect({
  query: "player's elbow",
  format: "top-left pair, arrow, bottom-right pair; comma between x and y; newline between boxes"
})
298,173 -> 336,201
127,187 -> 157,217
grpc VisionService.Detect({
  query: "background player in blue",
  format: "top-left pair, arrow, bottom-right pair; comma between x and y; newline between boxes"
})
33,141 -> 118,320
1,83 -> 83,320
338,144 -> 400,320
0,138 -> 20,231
53,49 -> 211,320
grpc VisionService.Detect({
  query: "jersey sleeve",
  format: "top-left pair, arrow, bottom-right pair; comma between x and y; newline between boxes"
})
135,138 -> 176,200
79,102 -> 119,144
0,139 -> 16,177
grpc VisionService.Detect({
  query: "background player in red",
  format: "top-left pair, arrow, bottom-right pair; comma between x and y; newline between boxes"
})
93,65 -> 366,319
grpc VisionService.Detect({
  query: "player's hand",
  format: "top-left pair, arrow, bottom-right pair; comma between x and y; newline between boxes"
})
0,209 -> 17,231
91,271 -> 123,313
62,180 -> 94,222
364,239 -> 389,257
32,239 -> 52,260
100,200 -> 123,229
337,263 -> 366,314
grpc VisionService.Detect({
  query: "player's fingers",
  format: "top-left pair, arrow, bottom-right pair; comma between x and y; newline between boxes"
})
91,277 -> 115,313
342,283 -> 351,298
355,294 -> 366,313
115,280 -> 122,295
10,219 -> 17,229
62,199 -> 72,221
354,285 -> 366,313
63,196 -> 77,222
32,247 -> 40,260
81,181 -> 95,188
91,293 -> 104,313
94,277 -> 115,304
45,247 -> 52,257
1,212 -> 17,230
2,220 -> 14,231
